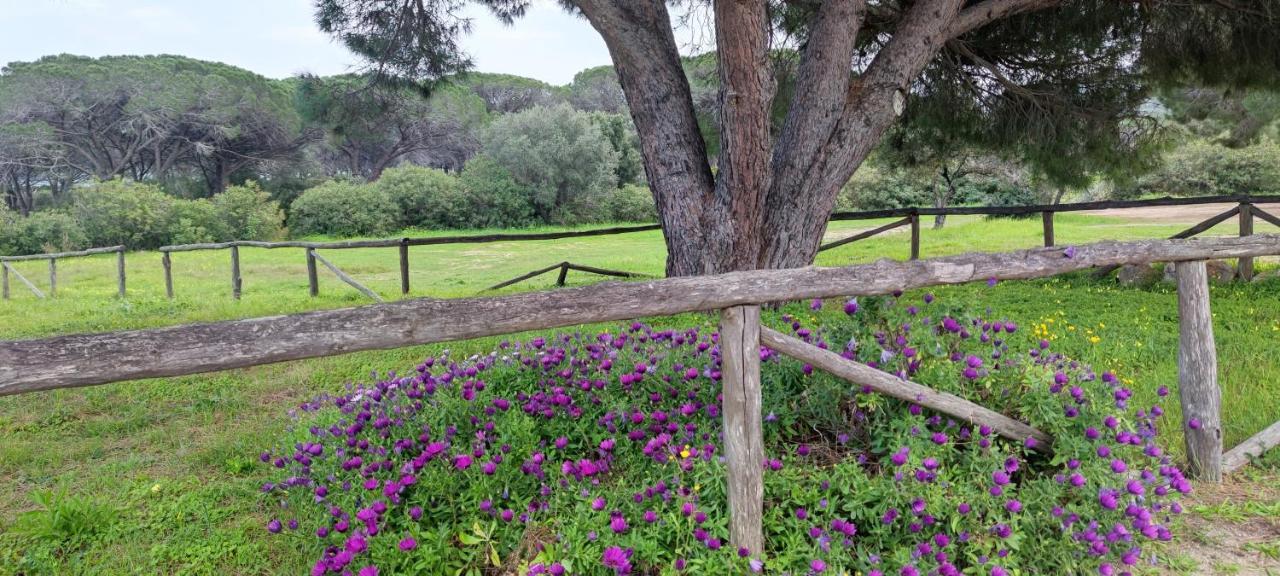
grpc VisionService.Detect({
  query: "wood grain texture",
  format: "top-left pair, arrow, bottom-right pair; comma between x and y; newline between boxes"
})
230,245 -> 242,300
116,249 -> 126,298
1042,211 -> 1055,247
399,242 -> 410,295
306,248 -> 319,297
1176,261 -> 1223,481
48,259 -> 56,297
1239,203 -> 1254,281
720,306 -> 764,555
1,264 -> 7,300
162,252 -> 174,299
760,327 -> 1052,451
2,235 -> 1279,396
1223,420 -> 1280,473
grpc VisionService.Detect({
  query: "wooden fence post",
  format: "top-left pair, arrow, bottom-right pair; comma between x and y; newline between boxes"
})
162,252 -> 174,299
556,262 -> 570,286
2,262 -> 8,300
306,248 -> 319,297
1239,203 -> 1254,281
116,248 -> 126,298
48,258 -> 56,297
1042,211 -> 1055,247
909,211 -> 921,260
719,305 -> 764,557
230,246 -> 242,300
1176,260 -> 1222,481
399,240 -> 410,296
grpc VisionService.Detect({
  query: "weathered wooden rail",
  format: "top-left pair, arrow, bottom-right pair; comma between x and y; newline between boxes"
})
3,234 -> 1280,554
1,245 -> 126,300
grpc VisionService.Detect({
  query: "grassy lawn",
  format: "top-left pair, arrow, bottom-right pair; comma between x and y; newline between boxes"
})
1,213 -> 1278,574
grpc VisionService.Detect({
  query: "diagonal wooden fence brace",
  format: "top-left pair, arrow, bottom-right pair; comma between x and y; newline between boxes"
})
0,262 -> 45,299
312,251 -> 384,302
1253,206 -> 1280,228
486,262 -> 567,291
759,327 -> 1053,451
1222,420 -> 1280,474
1096,206 -> 1242,278
818,217 -> 912,253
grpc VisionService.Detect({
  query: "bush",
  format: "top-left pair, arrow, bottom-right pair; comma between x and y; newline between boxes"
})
213,182 -> 286,240
458,156 -> 537,229
603,184 -> 657,223
975,179 -> 1040,219
260,294 -> 1186,576
167,199 -> 224,245
1125,140 -> 1280,198
288,180 -> 399,237
839,165 -> 931,211
0,210 -> 88,255
71,179 -> 175,249
374,165 -> 469,229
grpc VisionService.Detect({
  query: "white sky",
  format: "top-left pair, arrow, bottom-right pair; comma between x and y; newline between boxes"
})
0,0 -> 616,85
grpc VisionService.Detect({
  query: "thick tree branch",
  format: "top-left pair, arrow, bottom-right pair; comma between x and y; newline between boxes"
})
948,0 -> 1064,38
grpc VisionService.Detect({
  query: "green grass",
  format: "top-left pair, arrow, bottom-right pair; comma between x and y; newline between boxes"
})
1,213 -> 1278,574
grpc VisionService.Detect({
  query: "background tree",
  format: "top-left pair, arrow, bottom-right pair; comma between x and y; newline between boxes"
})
458,72 -> 562,114
298,75 -> 487,180
566,66 -> 627,113
316,0 -> 1280,276
476,103 -> 619,223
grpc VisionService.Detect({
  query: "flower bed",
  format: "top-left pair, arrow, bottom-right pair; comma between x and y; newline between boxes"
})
260,292 -> 1188,575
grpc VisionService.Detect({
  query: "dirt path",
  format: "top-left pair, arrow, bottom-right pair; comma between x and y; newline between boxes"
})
1160,472 -> 1280,574
1090,203 -> 1280,225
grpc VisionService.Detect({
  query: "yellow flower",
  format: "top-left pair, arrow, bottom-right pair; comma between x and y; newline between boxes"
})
151,483 -> 162,493
680,446 -> 691,459
1089,336 -> 1101,344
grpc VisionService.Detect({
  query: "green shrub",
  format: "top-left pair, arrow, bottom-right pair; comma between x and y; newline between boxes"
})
167,199 -> 225,245
374,165 -> 468,229
213,182 -> 285,240
12,490 -> 118,548
458,156 -> 537,229
839,165 -> 931,211
604,184 -> 657,222
0,210 -> 88,255
288,180 -> 399,237
71,179 -> 175,249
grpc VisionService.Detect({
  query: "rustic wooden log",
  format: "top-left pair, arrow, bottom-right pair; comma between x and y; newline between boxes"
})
399,241 -> 410,295
485,262 -> 567,291
1,263 -> 7,300
720,305 -> 764,555
909,212 -> 921,260
556,262 -> 570,286
1222,420 -> 1280,473
817,217 -> 911,253
3,235 -> 1280,395
1042,211 -> 1055,247
0,245 -> 126,262
1096,206 -> 1242,278
1176,261 -> 1222,481
116,248 -> 126,298
1,262 -> 45,299
306,248 -> 319,297
564,263 -> 642,278
760,327 -> 1052,451
48,259 -> 56,297
1239,203 -> 1254,281
162,252 -> 174,299
1253,206 -> 1280,228
312,251 -> 383,302
230,246 -> 242,300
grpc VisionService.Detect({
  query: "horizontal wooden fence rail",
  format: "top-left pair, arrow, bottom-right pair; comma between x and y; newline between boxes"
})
3,234 -> 1278,395
828,193 -> 1280,220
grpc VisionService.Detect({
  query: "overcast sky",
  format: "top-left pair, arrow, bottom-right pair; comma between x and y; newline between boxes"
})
0,0 -> 617,85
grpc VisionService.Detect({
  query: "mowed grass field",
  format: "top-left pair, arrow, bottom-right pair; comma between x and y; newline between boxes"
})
2,212 -> 1280,574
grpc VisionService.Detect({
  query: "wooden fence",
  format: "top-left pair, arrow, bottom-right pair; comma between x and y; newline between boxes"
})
2,234 -> 1280,553
3,234 -> 1280,553
1,245 -> 126,300
2,194 -> 1278,302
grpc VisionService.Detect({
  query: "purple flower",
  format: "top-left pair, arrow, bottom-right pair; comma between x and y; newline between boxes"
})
602,547 -> 633,574
1064,246 -> 1077,258
399,536 -> 417,551
267,519 -> 282,533
453,454 -> 472,470
810,559 -> 827,573
610,515 -> 628,534
844,299 -> 860,315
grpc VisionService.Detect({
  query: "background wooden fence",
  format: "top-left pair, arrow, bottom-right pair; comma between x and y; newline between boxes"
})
3,194 -> 1278,302
2,233 -> 1280,554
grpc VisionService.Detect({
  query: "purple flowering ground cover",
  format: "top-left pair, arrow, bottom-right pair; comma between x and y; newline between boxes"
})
260,292 -> 1191,576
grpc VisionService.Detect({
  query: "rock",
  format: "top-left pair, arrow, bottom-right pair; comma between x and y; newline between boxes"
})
1163,260 -> 1239,283
1253,269 -> 1280,283
1118,264 -> 1160,286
